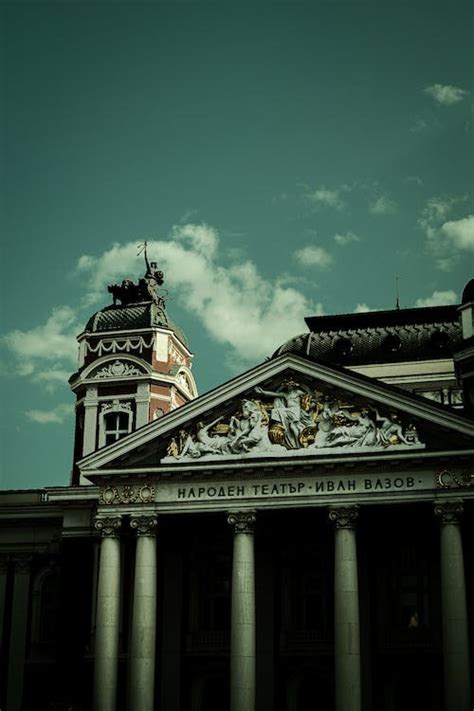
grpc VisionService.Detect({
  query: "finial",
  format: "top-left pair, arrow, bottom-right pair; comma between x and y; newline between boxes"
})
395,276 -> 400,310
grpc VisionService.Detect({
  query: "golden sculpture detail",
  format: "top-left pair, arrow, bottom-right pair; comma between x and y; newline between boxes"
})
165,378 -> 423,460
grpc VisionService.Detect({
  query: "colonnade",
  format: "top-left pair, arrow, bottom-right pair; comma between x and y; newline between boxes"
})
91,500 -> 471,711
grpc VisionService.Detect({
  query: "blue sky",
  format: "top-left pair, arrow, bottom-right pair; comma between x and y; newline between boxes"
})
1,0 -> 473,489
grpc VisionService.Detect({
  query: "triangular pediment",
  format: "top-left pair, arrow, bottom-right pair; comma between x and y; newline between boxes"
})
79,354 -> 474,477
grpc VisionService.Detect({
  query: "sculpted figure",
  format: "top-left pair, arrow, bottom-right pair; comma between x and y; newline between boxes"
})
328,407 -> 377,447
228,400 -> 270,453
372,408 -> 412,446
313,396 -> 338,447
255,380 -> 312,449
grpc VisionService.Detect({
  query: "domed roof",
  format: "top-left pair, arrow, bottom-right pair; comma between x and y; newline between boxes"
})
84,301 -> 189,348
462,278 -> 474,305
273,304 -> 462,366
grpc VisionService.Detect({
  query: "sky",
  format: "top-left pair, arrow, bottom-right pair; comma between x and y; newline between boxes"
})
1,0 -> 473,490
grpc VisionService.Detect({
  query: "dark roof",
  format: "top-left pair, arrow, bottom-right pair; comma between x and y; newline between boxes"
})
462,279 -> 474,305
84,302 -> 189,348
274,304 -> 463,366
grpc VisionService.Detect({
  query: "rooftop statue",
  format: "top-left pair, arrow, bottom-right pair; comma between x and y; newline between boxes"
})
108,241 -> 167,309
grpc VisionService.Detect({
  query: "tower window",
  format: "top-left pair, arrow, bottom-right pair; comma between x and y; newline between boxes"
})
99,400 -> 133,448
104,411 -> 130,445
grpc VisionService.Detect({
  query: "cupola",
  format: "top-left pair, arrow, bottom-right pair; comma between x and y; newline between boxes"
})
69,244 -> 198,483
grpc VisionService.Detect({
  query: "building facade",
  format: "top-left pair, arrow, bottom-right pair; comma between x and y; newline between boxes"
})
1,269 -> 473,711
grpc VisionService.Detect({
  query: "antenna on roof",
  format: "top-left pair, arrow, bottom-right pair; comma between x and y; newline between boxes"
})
395,276 -> 400,310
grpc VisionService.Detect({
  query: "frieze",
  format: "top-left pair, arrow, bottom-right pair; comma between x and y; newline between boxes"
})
164,379 -> 424,463
99,484 -> 155,506
436,469 -> 473,489
92,360 -> 144,379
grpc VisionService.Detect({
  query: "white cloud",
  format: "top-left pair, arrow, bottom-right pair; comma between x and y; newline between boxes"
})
334,231 -> 360,246
293,245 -> 333,268
418,196 -> 471,269
77,224 -> 323,362
25,403 -> 72,424
369,195 -> 397,216
354,303 -> 372,313
440,215 -> 474,251
424,84 -> 468,106
304,186 -> 345,211
415,290 -> 457,308
3,307 -> 79,376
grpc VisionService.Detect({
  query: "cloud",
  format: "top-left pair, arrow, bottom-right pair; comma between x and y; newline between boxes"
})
3,307 -> 79,376
25,403 -> 72,424
424,84 -> 468,106
369,195 -> 397,216
77,224 -> 323,362
354,303 -> 372,313
410,117 -> 429,133
293,245 -> 333,268
304,186 -> 346,211
415,290 -> 458,308
334,231 -> 360,246
440,215 -> 474,251
418,196 -> 470,269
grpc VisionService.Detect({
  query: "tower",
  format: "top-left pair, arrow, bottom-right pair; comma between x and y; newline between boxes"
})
69,245 -> 197,483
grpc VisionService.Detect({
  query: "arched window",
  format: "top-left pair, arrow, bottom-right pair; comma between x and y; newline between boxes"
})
99,400 -> 133,447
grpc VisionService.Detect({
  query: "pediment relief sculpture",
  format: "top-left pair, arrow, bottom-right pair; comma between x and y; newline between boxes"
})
164,378 -> 424,462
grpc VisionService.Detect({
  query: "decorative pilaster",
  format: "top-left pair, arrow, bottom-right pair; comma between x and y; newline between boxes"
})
328,506 -> 361,711
93,514 -> 122,711
434,501 -> 471,711
83,386 -> 99,456
128,513 -> 158,711
6,555 -> 32,711
227,511 -> 257,711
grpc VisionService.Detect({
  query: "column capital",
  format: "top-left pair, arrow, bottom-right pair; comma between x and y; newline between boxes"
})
130,513 -> 158,536
434,500 -> 464,525
328,505 -> 359,529
227,510 -> 256,534
94,514 -> 122,538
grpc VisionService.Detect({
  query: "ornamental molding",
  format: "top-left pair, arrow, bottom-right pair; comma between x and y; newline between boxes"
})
164,379 -> 424,463
100,400 -> 132,414
130,513 -> 158,536
94,515 -> 122,537
99,484 -> 155,506
86,336 -> 154,357
91,359 -> 145,379
436,469 -> 473,489
328,505 -> 359,529
434,500 -> 464,525
227,510 -> 256,534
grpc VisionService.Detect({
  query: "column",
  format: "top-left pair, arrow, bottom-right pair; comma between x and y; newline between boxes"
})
160,548 -> 184,711
434,501 -> 471,711
0,556 -> 8,657
135,383 -> 150,428
83,386 -> 99,456
328,506 -> 361,711
128,513 -> 158,711
6,555 -> 31,711
93,515 -> 122,711
227,511 -> 256,711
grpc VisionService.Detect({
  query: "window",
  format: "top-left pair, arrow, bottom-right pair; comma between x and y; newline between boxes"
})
104,411 -> 130,445
99,400 -> 133,447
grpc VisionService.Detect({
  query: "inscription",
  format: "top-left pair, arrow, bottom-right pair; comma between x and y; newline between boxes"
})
177,475 -> 417,500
